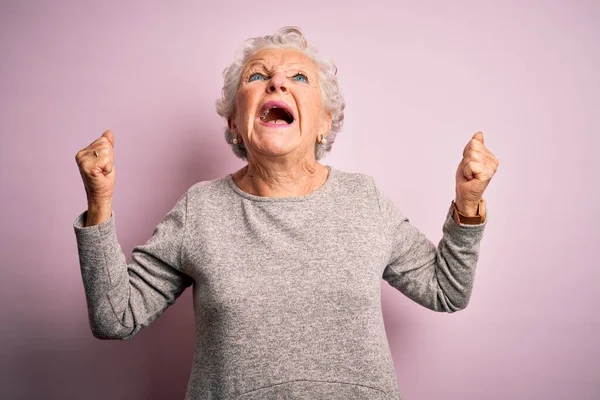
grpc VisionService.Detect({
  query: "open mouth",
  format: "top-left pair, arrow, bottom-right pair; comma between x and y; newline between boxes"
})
258,102 -> 295,125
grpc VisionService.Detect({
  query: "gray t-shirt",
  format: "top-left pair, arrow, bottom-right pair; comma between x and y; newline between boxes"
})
73,165 -> 487,399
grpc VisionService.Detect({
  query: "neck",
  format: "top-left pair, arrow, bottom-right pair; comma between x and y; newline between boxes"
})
232,156 -> 328,197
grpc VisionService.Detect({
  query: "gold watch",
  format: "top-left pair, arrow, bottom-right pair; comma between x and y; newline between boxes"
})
452,199 -> 486,225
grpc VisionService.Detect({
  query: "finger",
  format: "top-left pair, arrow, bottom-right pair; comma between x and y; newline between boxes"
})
486,149 -> 500,168
102,160 -> 114,176
462,150 -> 485,165
463,160 -> 484,181
92,155 -> 114,177
75,148 -> 86,164
484,151 -> 499,171
472,131 -> 484,144
90,146 -> 114,165
83,145 -> 113,175
472,146 -> 499,171
463,137 -> 487,157
101,130 -> 115,148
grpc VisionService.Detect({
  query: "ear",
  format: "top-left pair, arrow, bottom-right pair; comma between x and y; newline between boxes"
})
322,112 -> 332,137
228,117 -> 237,134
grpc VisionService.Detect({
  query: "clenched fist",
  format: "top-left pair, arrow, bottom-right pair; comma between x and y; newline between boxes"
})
454,131 -> 499,216
75,130 -> 116,225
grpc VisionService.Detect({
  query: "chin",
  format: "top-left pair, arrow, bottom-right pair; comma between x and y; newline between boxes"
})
251,136 -> 302,157
256,145 -> 297,158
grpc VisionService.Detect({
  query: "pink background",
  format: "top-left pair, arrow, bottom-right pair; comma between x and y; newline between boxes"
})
1,1 -> 598,399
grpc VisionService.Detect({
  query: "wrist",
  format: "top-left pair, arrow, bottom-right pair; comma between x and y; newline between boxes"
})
453,198 -> 480,217
87,198 -> 112,209
451,198 -> 486,225
85,201 -> 113,227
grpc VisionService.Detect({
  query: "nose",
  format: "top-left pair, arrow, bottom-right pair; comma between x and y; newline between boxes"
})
267,72 -> 287,93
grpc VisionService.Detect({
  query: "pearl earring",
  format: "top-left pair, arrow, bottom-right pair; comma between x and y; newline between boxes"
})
318,134 -> 327,145
233,137 -> 239,145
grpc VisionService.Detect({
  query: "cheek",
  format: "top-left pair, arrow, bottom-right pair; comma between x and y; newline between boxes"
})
240,87 -> 263,113
234,92 -> 252,126
304,96 -> 326,124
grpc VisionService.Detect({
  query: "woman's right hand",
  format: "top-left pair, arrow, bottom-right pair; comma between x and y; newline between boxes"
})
75,130 -> 116,225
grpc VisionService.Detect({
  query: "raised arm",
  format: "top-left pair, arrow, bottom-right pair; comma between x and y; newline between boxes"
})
73,130 -> 193,339
73,194 -> 193,339
379,131 -> 499,312
378,190 -> 486,312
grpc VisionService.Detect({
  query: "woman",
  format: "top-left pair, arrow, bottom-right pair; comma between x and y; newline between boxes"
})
74,27 -> 499,400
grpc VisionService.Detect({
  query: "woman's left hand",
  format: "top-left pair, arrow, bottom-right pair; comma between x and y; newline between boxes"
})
454,131 -> 499,215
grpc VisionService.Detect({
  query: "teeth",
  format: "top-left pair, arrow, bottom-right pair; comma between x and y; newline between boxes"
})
259,107 -> 294,122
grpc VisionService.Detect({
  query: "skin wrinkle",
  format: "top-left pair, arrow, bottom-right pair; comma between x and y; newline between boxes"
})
73,27 -> 491,399
73,165 -> 487,396
242,60 -> 315,88
228,48 -> 332,198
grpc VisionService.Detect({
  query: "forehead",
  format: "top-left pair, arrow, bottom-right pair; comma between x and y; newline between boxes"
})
244,47 -> 318,72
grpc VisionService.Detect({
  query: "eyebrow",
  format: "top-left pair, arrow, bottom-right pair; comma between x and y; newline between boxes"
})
244,60 -> 312,72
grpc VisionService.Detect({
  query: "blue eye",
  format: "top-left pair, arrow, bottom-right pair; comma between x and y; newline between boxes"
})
248,73 -> 266,82
293,73 -> 308,83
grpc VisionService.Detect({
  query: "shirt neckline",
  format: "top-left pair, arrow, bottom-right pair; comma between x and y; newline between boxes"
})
225,165 -> 334,202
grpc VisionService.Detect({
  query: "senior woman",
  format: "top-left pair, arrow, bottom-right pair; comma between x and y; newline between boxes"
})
73,27 -> 499,400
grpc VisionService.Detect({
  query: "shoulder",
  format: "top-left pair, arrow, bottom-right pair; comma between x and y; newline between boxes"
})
180,175 -> 233,210
329,167 -> 379,205
188,171 -> 236,193
186,177 -> 226,195
329,167 -> 404,220
330,167 -> 376,189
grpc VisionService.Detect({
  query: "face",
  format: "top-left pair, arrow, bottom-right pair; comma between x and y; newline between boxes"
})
229,47 -> 332,161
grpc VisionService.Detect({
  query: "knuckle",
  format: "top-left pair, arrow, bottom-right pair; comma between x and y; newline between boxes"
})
76,150 -> 87,164
471,140 -> 484,151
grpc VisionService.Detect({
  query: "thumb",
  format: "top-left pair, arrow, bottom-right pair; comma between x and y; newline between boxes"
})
102,130 -> 115,148
472,131 -> 484,144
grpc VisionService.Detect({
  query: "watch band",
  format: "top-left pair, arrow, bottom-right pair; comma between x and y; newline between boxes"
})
452,198 -> 486,225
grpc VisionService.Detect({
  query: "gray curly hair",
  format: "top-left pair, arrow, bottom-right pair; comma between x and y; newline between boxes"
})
215,26 -> 345,160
